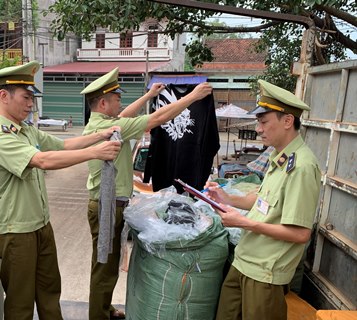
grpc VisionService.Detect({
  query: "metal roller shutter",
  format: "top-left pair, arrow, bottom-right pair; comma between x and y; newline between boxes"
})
119,82 -> 146,108
43,82 -> 84,125
43,81 -> 145,126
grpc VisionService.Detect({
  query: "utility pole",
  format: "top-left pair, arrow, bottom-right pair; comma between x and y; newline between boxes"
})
39,42 -> 48,66
2,0 -> 8,61
22,0 -> 35,62
22,0 -> 27,63
145,49 -> 149,90
145,48 -> 150,114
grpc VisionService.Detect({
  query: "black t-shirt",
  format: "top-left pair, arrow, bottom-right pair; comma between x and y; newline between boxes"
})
144,84 -> 220,192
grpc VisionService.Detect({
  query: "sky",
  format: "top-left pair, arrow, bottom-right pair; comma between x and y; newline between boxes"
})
206,13 -> 357,59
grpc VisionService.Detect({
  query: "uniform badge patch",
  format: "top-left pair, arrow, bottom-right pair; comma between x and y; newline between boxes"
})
9,124 -> 18,134
286,152 -> 296,173
277,153 -> 288,167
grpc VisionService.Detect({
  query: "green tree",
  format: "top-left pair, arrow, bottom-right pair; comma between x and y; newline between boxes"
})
205,19 -> 244,40
0,0 -> 22,21
46,0 -> 356,91
0,56 -> 20,68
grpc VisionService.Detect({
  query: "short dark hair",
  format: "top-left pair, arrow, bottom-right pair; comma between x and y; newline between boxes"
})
293,116 -> 301,130
275,111 -> 301,130
0,84 -> 22,95
0,84 -> 32,96
87,95 -> 102,110
256,111 -> 301,130
87,92 -> 118,110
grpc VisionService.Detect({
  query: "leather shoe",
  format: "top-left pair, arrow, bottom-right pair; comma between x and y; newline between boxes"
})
110,309 -> 125,319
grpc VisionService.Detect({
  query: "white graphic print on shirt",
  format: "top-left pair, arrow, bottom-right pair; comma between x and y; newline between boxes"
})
152,87 -> 195,141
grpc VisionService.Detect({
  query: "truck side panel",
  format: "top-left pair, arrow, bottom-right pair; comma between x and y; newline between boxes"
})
301,60 -> 357,310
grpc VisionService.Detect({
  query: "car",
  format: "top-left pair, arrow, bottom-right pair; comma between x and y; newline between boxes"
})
132,133 -> 153,193
37,116 -> 68,131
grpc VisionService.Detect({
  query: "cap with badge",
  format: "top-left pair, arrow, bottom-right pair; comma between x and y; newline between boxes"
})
0,60 -> 41,94
80,67 -> 126,100
249,79 -> 310,117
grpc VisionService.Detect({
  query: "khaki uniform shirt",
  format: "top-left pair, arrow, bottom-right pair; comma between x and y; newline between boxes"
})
83,112 -> 149,199
233,135 -> 321,285
0,116 -> 64,234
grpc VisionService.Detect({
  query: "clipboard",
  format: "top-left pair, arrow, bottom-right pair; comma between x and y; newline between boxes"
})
175,179 -> 227,212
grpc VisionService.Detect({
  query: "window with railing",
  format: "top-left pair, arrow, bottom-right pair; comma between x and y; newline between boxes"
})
147,25 -> 158,48
120,32 -> 133,48
96,33 -> 105,48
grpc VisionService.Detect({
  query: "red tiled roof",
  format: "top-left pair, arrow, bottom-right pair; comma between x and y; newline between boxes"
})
43,61 -> 171,74
198,62 -> 266,71
205,38 -> 266,63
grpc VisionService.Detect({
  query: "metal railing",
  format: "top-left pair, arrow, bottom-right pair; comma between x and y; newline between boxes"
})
0,49 -> 22,64
77,47 -> 171,61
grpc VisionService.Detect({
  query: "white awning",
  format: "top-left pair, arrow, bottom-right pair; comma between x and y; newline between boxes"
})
215,104 -> 255,119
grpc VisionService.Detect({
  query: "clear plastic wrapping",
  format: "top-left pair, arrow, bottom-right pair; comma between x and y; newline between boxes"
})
122,186 -> 213,254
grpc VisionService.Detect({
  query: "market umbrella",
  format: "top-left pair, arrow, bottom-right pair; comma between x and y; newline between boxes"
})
215,104 -> 255,158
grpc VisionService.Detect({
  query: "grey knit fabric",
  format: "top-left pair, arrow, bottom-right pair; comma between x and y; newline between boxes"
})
97,131 -> 121,263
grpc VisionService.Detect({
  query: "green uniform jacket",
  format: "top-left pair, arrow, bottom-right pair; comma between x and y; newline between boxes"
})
233,135 -> 321,285
83,112 -> 149,199
0,116 -> 64,234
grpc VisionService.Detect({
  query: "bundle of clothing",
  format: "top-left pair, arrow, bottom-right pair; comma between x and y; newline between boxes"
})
123,188 -> 229,320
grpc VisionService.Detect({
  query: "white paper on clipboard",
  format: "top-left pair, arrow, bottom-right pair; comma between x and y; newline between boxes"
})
175,179 -> 227,212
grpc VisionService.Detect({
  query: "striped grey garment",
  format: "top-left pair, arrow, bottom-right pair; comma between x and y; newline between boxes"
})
246,146 -> 274,178
97,131 -> 122,263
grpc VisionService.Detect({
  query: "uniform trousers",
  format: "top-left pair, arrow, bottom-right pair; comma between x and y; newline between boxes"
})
215,265 -> 288,320
87,199 -> 125,320
0,222 -> 62,320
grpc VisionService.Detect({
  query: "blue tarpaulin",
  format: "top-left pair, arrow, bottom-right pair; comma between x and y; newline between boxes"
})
147,75 -> 207,88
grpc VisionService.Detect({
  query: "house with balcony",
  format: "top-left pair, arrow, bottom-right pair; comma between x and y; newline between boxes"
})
42,18 -> 186,125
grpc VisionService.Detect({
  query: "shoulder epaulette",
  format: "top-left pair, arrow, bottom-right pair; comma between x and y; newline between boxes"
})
1,125 -> 11,133
24,120 -> 34,126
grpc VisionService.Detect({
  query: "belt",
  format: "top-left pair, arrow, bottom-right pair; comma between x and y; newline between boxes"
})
116,199 -> 129,208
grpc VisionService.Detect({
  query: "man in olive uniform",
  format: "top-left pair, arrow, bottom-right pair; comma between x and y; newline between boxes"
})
205,80 -> 321,320
81,68 -> 212,319
0,61 -> 121,320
